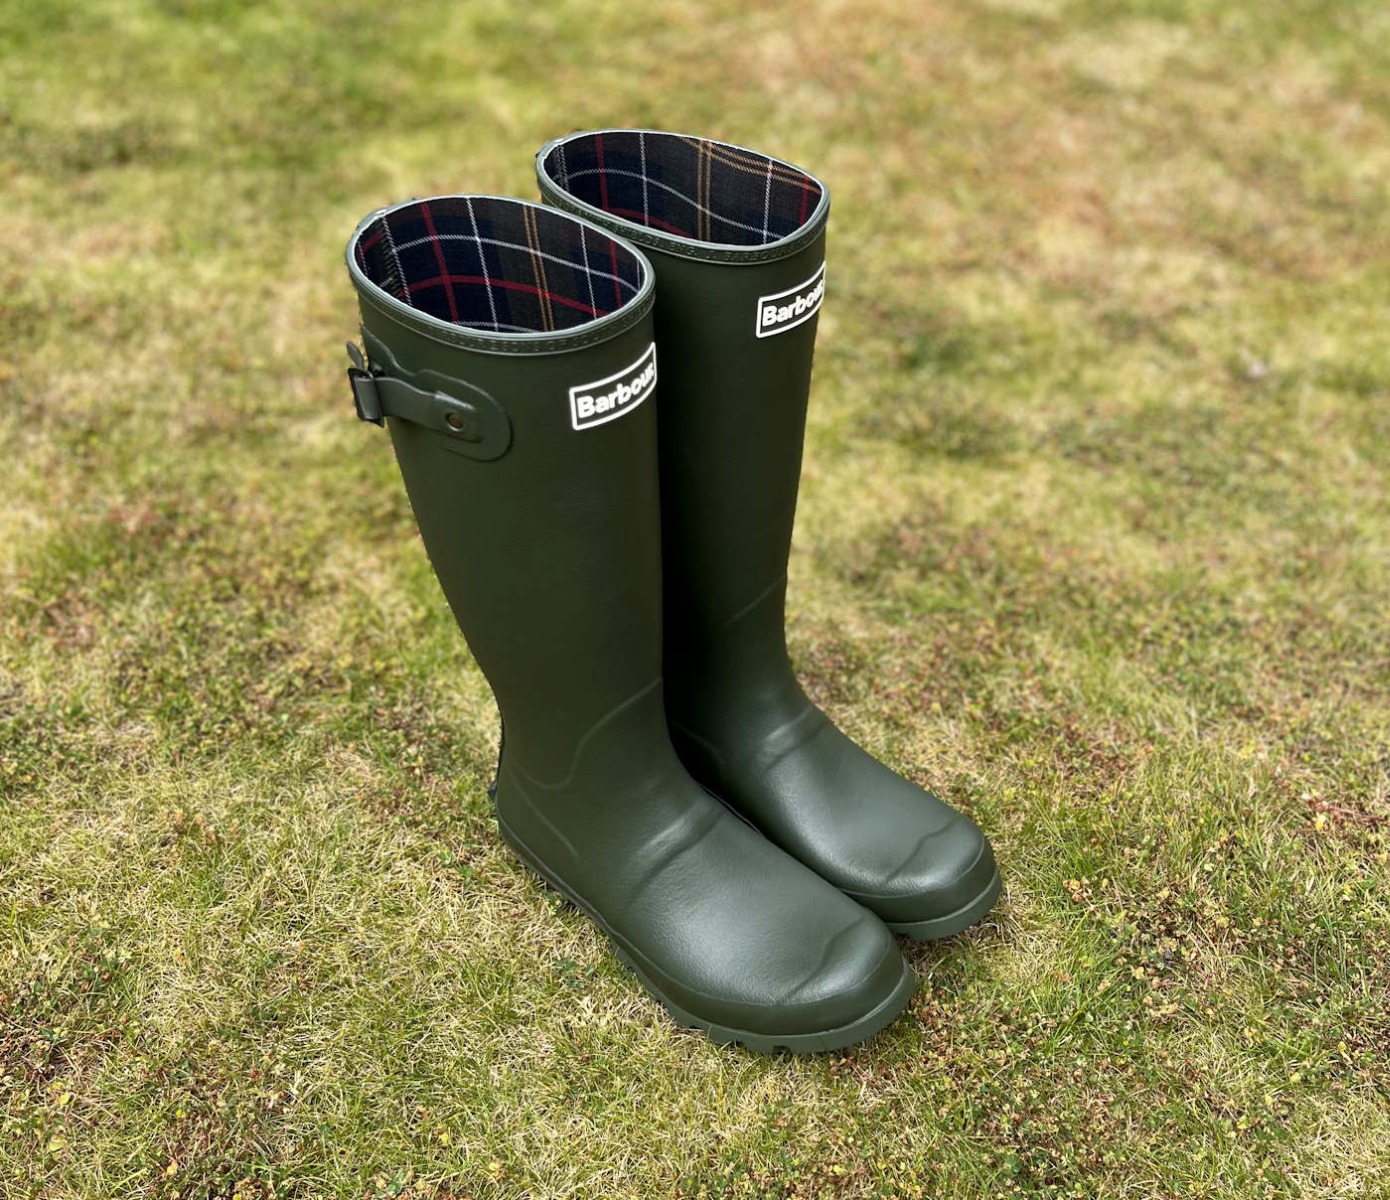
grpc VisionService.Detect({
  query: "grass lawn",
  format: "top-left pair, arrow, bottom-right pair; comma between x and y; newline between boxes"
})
3,1 -> 1388,1196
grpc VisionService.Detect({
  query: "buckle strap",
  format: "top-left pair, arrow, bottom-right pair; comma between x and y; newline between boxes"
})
347,341 -> 385,425
345,335 -> 512,462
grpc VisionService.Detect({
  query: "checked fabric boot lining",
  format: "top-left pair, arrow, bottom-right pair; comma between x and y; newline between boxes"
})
354,197 -> 646,333
542,132 -> 823,246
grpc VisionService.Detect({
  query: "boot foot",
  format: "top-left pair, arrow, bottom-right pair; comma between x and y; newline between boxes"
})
495,797 -> 915,1054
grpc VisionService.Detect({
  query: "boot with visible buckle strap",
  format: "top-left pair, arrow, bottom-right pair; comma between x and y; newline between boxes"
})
537,135 -> 1002,940
343,194 -> 913,1051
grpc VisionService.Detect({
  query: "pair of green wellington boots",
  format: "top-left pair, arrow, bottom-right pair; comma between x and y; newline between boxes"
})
344,130 -> 1000,1053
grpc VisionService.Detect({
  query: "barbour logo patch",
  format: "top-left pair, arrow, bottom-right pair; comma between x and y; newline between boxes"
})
569,343 -> 658,431
755,263 -> 826,338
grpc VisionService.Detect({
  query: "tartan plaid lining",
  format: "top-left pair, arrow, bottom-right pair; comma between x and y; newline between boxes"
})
542,132 -> 822,246
354,197 -> 645,333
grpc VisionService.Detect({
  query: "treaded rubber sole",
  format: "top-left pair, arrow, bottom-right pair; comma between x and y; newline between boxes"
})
882,865 -> 1003,942
493,807 -> 916,1054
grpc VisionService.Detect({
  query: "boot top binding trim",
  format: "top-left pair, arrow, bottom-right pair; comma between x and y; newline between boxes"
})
537,130 -> 830,264
346,196 -> 655,355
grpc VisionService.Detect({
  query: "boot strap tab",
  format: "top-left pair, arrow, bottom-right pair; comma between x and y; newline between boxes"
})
346,337 -> 512,461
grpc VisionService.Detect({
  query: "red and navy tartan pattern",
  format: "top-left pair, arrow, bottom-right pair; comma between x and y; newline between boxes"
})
542,132 -> 822,246
354,197 -> 645,333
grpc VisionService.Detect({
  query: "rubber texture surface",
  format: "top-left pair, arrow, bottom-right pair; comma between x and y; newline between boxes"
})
538,135 -> 1002,940
497,804 -> 915,1054
345,195 -> 915,1048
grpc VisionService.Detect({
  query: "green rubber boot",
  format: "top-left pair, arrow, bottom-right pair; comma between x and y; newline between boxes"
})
537,134 -> 1001,940
344,195 -> 913,1050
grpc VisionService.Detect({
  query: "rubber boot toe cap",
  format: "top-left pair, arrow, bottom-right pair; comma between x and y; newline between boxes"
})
641,905 -> 913,1053
844,813 -> 1002,940
699,913 -> 914,1053
781,914 -> 912,1032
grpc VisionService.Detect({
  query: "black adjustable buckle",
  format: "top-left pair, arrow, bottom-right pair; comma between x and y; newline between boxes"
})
346,342 -> 384,426
343,331 -> 511,461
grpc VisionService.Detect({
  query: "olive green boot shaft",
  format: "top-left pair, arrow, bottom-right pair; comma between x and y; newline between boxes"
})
538,132 -> 1001,938
344,195 -> 912,1050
